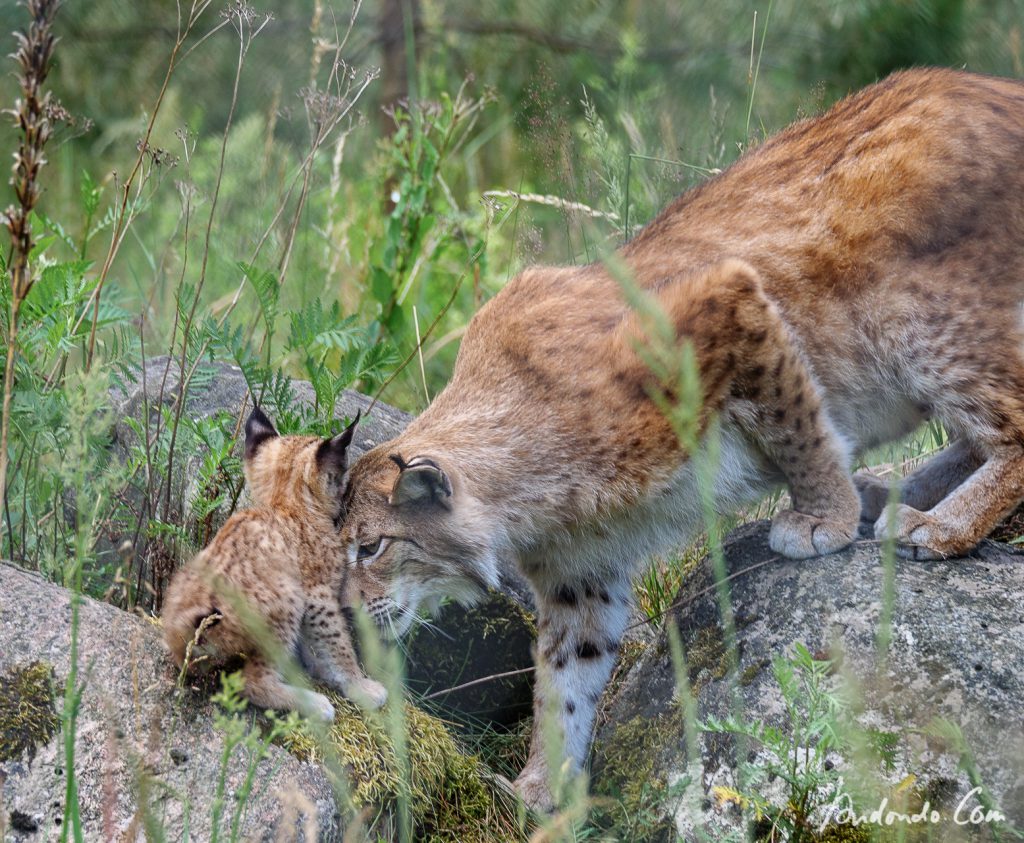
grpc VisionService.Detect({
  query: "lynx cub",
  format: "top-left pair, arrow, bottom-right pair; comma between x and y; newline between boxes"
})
337,68 -> 1024,808
162,407 -> 386,720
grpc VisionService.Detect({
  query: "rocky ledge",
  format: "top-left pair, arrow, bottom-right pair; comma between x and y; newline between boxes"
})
592,521 -> 1024,840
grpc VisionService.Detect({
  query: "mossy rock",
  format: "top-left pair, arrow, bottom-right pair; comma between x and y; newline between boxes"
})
0,661 -> 60,763
404,591 -> 536,728
280,691 -> 521,842
592,521 -> 1024,839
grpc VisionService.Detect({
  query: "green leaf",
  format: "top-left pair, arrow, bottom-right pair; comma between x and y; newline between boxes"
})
80,170 -> 101,218
237,262 -> 280,336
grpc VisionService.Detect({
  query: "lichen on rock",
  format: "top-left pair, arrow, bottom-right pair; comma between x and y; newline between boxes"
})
0,661 -> 60,763
591,703 -> 688,837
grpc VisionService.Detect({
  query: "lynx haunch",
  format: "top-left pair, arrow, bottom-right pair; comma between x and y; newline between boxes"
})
338,68 -> 1024,809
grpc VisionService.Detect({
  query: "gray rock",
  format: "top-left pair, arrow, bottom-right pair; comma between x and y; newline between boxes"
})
0,562 -> 340,841
592,521 -> 1024,840
110,354 -> 411,461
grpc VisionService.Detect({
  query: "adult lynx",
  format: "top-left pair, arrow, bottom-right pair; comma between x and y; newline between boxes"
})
339,68 -> 1024,808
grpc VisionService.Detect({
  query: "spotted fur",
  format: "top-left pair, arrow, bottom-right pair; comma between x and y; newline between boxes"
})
340,69 -> 1024,808
162,408 -> 386,720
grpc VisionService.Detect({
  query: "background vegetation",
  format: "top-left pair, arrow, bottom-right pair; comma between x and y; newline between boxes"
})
1,0 -> 1023,839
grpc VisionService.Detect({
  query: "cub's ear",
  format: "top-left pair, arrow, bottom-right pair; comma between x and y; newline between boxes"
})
389,455 -> 452,508
316,410 -> 360,477
244,405 -> 279,460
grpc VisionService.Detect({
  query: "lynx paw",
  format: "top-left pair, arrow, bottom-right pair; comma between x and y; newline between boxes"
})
853,472 -> 896,523
769,509 -> 856,559
873,503 -> 971,560
348,677 -> 389,710
300,690 -> 336,722
512,759 -> 555,814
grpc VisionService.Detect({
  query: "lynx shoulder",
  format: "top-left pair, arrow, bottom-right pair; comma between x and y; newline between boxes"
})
337,68 -> 1024,808
162,408 -> 385,720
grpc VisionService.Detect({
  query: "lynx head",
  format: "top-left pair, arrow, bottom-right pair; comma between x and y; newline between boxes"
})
242,406 -> 358,522
339,447 -> 500,637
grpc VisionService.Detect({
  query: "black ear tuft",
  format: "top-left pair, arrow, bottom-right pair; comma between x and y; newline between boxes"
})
391,456 -> 452,509
339,409 -> 360,449
244,405 -> 279,460
316,410 -> 360,477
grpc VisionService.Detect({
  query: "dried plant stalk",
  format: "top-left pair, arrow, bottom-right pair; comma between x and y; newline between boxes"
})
0,0 -> 61,534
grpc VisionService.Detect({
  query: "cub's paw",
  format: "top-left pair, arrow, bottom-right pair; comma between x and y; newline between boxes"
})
873,503 -> 970,560
300,690 -> 336,722
513,759 -> 555,814
853,472 -> 896,523
769,509 -> 856,559
349,677 -> 389,710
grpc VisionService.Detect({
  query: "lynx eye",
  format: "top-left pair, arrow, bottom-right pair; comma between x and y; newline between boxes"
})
357,537 -> 389,562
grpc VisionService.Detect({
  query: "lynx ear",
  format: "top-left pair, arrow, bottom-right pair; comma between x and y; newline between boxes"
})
244,405 -> 279,460
390,455 -> 452,508
316,410 -> 360,477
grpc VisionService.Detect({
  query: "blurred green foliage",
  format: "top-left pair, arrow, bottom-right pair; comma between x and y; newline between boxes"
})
0,0 -> 1018,408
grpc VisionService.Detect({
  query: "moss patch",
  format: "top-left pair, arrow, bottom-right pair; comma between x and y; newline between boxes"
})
0,661 -> 60,762
281,692 -> 520,842
686,624 -> 731,694
740,657 -> 770,686
805,824 -> 873,842
592,704 -> 687,815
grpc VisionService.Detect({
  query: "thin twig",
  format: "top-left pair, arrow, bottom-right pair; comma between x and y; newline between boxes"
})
420,667 -> 536,701
80,5 -> 228,371
161,7 -> 267,525
368,237 -> 488,417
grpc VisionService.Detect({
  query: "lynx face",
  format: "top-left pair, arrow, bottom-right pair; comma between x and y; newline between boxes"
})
339,450 -> 498,638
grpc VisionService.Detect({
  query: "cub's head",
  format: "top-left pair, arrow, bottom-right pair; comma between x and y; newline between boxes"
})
242,406 -> 357,522
339,447 -> 500,638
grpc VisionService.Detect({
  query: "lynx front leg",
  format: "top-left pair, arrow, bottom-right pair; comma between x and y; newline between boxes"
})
514,575 -> 633,812
242,657 -> 336,721
301,590 -> 388,709
632,260 -> 860,559
753,367 -> 860,560
703,269 -> 860,558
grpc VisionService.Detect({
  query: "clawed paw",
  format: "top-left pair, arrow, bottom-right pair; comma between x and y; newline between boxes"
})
513,760 -> 555,814
873,503 -> 968,560
769,509 -> 857,559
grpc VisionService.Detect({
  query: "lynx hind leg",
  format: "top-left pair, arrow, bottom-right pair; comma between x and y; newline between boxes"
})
875,442 -> 1024,559
854,438 -> 983,523
242,657 -> 336,721
699,264 -> 860,558
300,591 -> 387,709
874,354 -> 1024,559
